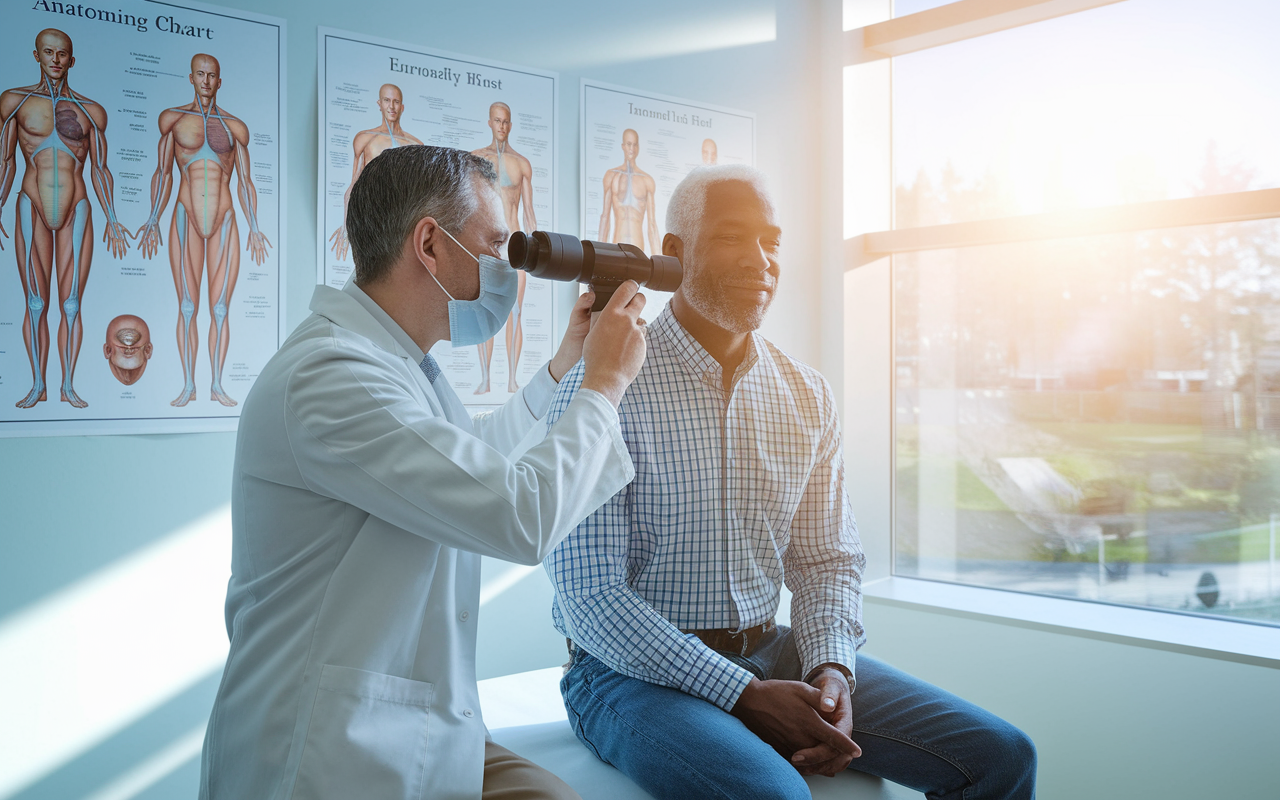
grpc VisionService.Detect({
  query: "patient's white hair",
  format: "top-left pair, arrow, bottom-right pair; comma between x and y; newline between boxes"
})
665,165 -> 776,248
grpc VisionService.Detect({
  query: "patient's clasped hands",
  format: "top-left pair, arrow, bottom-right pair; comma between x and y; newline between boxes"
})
731,671 -> 860,778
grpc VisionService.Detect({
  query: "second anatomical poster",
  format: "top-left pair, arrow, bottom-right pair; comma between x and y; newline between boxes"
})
580,79 -> 755,317
318,28 -> 558,406
0,0 -> 286,437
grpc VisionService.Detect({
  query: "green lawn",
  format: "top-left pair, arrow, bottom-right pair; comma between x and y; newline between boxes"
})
895,420 -> 1280,564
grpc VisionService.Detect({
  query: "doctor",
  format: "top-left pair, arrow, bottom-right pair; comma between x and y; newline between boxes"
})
199,146 -> 647,800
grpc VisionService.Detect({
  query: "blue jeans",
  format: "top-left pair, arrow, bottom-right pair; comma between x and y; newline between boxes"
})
561,626 -> 1036,800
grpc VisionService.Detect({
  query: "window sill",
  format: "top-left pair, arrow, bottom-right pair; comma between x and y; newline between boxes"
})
862,576 -> 1280,669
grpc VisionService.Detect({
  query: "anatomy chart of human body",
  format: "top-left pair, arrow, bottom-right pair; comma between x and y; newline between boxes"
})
0,2 -> 285,437
580,80 -> 754,319
319,28 -> 557,406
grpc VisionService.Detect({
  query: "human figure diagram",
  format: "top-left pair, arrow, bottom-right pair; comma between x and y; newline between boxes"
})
0,28 -> 131,409
136,52 -> 271,408
598,128 -> 659,255
329,83 -> 424,262
470,101 -> 536,395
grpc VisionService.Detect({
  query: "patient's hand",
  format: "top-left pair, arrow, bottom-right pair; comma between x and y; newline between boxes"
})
730,677 -> 859,774
790,667 -> 857,777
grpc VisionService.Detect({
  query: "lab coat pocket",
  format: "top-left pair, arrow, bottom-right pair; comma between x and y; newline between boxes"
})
294,664 -> 434,800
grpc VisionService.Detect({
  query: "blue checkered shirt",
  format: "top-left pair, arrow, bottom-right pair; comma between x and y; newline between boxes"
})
544,305 -> 866,711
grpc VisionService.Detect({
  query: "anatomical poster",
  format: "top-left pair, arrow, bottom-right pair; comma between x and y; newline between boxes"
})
580,79 -> 754,318
319,28 -> 558,407
0,1 -> 286,437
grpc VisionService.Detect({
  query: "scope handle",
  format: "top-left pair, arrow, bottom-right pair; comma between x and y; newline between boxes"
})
588,284 -> 614,312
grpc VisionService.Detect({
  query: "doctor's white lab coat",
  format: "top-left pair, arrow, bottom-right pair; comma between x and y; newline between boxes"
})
198,282 -> 634,800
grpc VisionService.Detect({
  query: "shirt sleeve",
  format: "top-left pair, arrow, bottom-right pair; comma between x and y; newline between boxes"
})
468,363 -> 559,455
783,378 -> 867,689
545,364 -> 756,712
284,344 -> 634,565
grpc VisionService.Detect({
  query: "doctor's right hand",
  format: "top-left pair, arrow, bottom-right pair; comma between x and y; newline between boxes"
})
580,280 -> 647,408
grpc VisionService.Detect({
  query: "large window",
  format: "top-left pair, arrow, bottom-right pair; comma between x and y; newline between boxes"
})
847,0 -> 1280,625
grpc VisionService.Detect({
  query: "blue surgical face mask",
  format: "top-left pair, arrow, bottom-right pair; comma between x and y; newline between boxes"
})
429,227 -> 519,346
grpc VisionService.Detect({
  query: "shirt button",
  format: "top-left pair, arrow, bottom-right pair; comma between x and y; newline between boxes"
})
459,610 -> 470,622
463,708 -> 475,718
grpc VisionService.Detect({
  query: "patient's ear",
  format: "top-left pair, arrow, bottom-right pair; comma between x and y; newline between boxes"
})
662,233 -> 683,260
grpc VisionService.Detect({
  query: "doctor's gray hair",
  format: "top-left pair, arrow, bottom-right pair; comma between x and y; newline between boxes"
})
665,165 -> 776,249
347,146 -> 498,285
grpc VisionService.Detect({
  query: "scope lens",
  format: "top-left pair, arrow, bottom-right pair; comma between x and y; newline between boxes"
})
508,232 -> 534,270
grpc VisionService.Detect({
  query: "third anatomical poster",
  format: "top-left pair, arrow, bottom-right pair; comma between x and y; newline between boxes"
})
580,79 -> 754,318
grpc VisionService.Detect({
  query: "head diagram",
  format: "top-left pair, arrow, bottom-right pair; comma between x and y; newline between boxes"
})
621,129 -> 639,163
378,84 -> 404,124
488,102 -> 512,144
104,315 -> 154,385
190,53 -> 222,102
33,29 -> 74,83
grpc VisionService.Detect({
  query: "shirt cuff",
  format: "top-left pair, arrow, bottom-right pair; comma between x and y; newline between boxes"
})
713,661 -> 759,712
801,642 -> 859,693
521,362 -> 559,418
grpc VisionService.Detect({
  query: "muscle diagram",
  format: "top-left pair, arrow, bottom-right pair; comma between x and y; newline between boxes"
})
598,128 -> 658,255
136,53 -> 271,407
0,28 -> 131,409
470,101 -> 535,394
329,84 -> 423,262
103,313 -> 153,385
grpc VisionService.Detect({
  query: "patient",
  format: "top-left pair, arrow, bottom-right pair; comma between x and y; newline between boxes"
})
544,166 -> 1037,799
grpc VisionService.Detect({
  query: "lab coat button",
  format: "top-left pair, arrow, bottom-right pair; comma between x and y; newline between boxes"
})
463,708 -> 475,718
459,610 -> 470,622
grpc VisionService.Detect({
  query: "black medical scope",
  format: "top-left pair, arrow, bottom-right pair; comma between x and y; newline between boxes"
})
508,231 -> 682,312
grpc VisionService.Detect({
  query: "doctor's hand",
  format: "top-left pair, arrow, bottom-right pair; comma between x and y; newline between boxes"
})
580,280 -> 647,408
548,289 -> 596,382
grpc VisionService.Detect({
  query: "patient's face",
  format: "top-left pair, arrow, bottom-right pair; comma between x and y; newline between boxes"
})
682,180 -> 781,334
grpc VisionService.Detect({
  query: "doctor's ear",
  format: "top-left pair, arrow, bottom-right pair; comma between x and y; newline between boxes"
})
412,216 -> 442,275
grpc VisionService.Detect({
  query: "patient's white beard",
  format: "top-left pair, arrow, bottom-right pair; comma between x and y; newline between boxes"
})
681,263 -> 773,334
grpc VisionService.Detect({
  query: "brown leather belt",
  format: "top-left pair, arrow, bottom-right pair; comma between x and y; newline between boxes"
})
564,619 -> 777,662
683,618 -> 776,658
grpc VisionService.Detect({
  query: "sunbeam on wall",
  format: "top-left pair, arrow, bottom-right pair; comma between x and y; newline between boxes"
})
0,507 -> 232,799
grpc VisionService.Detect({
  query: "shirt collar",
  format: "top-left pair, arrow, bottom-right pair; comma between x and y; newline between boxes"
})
652,303 -> 760,389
